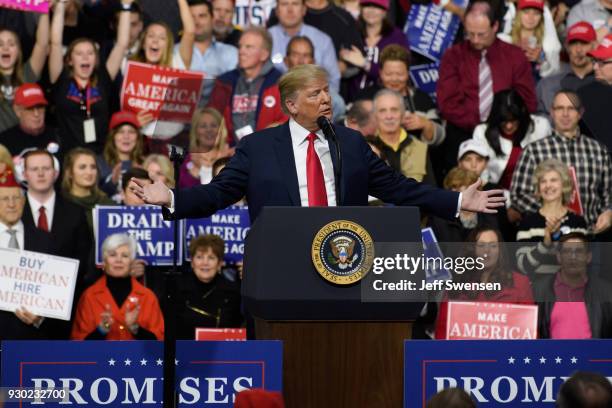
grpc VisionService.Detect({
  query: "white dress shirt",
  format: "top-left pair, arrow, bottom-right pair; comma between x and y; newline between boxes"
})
289,119 -> 337,206
27,192 -> 56,231
0,220 -> 25,250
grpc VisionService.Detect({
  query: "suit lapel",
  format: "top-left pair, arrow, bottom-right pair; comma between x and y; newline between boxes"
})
22,197 -> 36,229
273,123 -> 301,206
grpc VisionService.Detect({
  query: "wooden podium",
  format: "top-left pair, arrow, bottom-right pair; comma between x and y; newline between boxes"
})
243,207 -> 424,407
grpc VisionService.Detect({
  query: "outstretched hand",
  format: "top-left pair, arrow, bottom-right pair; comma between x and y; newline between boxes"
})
128,178 -> 172,207
460,179 -> 506,214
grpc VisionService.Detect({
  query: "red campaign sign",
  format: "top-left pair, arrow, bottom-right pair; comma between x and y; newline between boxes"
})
446,301 -> 538,340
195,328 -> 247,341
567,165 -> 584,216
0,0 -> 48,13
120,61 -> 205,123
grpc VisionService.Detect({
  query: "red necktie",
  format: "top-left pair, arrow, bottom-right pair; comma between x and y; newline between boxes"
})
38,206 -> 49,232
306,133 -> 328,207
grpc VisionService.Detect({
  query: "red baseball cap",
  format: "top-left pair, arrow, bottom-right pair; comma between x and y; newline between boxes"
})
13,83 -> 48,108
109,111 -> 140,131
0,168 -> 20,188
588,34 -> 612,60
518,0 -> 544,10
566,21 -> 596,44
360,0 -> 389,10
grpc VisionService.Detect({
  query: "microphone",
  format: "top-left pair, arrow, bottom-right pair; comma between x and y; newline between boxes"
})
317,116 -> 336,141
316,116 -> 342,204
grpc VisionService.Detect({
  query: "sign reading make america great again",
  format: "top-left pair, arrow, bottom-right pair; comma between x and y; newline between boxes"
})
1,340 -> 282,407
121,61 -> 205,123
404,339 -> 612,407
404,0 -> 468,62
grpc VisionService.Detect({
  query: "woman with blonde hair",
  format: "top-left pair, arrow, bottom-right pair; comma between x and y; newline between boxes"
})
62,147 -> 114,228
130,0 -> 195,141
180,108 -> 233,187
506,0 -> 561,79
516,159 -> 588,275
0,12 -> 49,133
143,154 -> 175,188
0,144 -> 14,173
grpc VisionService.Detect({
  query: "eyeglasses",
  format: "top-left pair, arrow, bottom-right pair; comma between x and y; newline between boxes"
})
0,195 -> 24,205
590,58 -> 612,67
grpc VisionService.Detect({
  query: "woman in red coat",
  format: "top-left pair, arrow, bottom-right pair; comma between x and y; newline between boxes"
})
435,226 -> 534,339
71,233 -> 164,340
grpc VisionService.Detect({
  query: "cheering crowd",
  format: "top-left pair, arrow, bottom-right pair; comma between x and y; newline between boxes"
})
0,0 -> 611,342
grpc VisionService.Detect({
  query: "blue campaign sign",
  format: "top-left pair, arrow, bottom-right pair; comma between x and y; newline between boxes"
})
184,206 -> 250,264
405,339 -> 612,407
410,63 -> 440,103
421,227 -> 452,283
1,340 -> 282,407
94,205 -> 182,266
403,0 -> 468,62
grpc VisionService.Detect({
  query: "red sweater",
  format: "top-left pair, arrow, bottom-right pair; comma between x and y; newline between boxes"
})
437,39 -> 537,131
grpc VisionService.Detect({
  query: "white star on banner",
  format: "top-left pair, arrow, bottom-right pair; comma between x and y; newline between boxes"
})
124,359 -> 132,366
571,357 -> 578,364
156,359 -> 163,366
508,357 -> 515,364
524,357 -> 531,364
539,357 -> 546,364
140,359 -> 148,366
175,359 -> 179,366
555,357 -> 562,364
108,359 -> 115,366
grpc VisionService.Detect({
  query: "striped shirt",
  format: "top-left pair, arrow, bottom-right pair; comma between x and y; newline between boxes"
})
510,132 -> 611,227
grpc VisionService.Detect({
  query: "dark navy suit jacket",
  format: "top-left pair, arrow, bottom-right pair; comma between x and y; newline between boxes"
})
167,122 -> 460,222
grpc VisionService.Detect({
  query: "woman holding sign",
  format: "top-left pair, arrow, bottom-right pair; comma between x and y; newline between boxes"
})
71,233 -> 164,340
434,226 -> 534,339
48,0 -> 134,154
128,0 -> 196,143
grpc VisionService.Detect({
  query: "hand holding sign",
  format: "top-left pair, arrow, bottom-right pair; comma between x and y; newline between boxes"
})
15,306 -> 43,326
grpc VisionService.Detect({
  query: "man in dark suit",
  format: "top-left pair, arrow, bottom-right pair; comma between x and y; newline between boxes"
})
0,168 -> 67,340
20,149 -> 93,288
130,64 -> 504,221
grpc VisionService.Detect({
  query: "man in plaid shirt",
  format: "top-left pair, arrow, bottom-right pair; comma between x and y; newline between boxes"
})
510,90 -> 611,232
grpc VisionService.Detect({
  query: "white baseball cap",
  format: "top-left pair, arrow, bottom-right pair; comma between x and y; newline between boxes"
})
457,139 -> 490,161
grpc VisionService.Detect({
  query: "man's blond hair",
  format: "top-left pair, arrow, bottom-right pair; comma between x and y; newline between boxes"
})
278,64 -> 328,115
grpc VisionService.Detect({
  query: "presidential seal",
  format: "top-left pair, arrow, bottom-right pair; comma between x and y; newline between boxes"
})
311,220 -> 375,285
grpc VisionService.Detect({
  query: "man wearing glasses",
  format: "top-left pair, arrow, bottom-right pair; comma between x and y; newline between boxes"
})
510,89 -> 611,235
532,232 -> 612,338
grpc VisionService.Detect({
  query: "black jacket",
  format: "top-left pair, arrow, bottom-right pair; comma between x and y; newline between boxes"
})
532,274 -> 612,339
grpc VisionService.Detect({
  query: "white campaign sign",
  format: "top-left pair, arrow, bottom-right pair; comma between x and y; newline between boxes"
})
0,248 -> 79,320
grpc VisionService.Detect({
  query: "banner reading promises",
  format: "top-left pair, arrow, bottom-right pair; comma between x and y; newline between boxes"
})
94,205 -> 182,266
0,0 -> 48,13
184,206 -> 250,264
446,302 -> 538,340
405,339 -> 612,407
121,61 -> 205,123
0,248 -> 78,320
2,340 -> 282,407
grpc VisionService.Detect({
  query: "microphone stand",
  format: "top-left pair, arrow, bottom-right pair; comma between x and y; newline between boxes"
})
163,145 -> 185,408
317,117 -> 342,204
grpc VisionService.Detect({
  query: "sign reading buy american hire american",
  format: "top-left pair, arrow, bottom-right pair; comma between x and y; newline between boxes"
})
405,340 -> 612,407
1,340 -> 282,406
